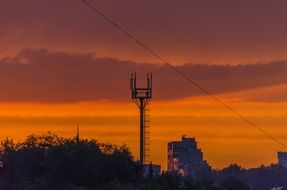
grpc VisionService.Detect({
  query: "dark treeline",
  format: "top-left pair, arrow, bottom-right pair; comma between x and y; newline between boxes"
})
213,164 -> 287,190
0,133 -> 286,190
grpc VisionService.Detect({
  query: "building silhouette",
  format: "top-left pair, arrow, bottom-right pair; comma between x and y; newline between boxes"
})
278,151 -> 287,168
167,135 -> 210,177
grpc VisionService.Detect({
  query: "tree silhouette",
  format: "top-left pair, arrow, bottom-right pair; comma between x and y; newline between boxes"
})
0,132 -> 140,189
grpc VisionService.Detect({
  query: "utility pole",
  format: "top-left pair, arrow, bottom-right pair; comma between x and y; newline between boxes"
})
130,73 -> 152,166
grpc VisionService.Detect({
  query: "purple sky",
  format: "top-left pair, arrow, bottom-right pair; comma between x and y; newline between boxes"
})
1,0 -> 287,64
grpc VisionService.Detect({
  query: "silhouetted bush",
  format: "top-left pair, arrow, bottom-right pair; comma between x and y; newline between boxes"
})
0,132 -> 140,189
220,177 -> 251,190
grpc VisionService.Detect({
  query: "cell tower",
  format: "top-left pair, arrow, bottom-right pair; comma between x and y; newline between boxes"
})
130,73 -> 152,166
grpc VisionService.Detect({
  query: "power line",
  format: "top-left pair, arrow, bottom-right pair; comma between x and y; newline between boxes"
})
79,0 -> 286,148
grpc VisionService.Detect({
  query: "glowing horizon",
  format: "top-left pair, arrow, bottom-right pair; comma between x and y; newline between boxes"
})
0,93 -> 286,170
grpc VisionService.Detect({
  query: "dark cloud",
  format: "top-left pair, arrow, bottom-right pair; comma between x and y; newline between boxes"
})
0,49 -> 286,102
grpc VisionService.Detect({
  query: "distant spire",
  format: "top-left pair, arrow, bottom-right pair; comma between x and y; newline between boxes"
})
76,123 -> 80,143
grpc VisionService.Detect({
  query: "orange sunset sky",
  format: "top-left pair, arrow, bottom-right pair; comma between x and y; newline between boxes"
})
1,0 -> 287,170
